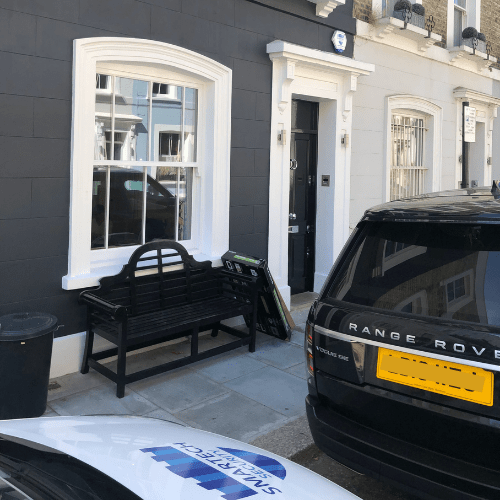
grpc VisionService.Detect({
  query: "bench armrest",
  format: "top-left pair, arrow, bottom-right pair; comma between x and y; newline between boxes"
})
79,291 -> 127,320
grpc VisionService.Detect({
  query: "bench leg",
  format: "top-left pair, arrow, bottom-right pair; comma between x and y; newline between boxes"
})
191,325 -> 199,358
211,322 -> 220,338
116,323 -> 127,398
81,329 -> 94,374
248,291 -> 259,352
249,311 -> 257,354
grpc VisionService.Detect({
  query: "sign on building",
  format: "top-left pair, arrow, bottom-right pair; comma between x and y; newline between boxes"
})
464,106 -> 476,143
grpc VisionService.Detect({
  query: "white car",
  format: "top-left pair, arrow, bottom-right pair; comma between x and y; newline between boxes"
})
0,416 -> 359,500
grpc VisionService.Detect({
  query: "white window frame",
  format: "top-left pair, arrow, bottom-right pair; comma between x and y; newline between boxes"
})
453,0 -> 467,47
394,290 -> 428,315
381,243 -> 427,275
441,269 -> 474,317
63,38 -> 232,290
384,95 -> 442,202
373,0 -> 421,19
447,0 -> 481,48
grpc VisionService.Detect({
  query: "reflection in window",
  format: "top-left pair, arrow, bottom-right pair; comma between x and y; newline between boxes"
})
328,222 -> 500,326
447,277 -> 466,302
93,74 -> 198,249
0,473 -> 34,499
384,241 -> 411,258
92,167 -> 179,249
159,133 -> 180,160
396,291 -> 428,315
96,73 -> 110,90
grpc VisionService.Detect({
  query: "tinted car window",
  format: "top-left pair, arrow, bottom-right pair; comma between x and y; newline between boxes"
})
0,438 -> 141,500
327,221 -> 500,326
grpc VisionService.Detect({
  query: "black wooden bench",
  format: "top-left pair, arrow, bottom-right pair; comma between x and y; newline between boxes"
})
79,241 -> 260,398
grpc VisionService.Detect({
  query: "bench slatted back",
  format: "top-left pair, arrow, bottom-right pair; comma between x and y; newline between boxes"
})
94,241 -> 217,316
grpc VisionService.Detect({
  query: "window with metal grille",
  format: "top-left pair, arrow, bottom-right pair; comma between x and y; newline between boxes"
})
390,114 -> 426,200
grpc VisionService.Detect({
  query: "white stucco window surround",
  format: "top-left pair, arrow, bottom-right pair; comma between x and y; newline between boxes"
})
453,87 -> 500,188
63,38 -> 232,290
267,40 -> 374,306
384,95 -> 443,202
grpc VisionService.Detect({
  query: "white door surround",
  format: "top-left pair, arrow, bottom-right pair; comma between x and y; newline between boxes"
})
453,88 -> 500,188
266,41 -> 374,307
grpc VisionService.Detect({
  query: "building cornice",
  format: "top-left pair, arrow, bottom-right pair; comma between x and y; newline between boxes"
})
267,40 -> 374,116
306,0 -> 345,17
453,88 -> 500,108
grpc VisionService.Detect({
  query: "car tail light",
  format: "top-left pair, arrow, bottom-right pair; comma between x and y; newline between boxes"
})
307,348 -> 314,375
306,323 -> 313,345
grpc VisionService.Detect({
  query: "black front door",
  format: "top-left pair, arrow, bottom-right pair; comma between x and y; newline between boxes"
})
288,100 -> 318,295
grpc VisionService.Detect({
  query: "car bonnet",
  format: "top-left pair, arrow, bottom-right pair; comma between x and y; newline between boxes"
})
0,416 -> 359,500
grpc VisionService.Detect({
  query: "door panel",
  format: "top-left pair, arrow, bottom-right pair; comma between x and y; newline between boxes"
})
288,100 -> 318,295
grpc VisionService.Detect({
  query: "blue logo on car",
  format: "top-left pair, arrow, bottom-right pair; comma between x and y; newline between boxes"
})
141,444 -> 286,499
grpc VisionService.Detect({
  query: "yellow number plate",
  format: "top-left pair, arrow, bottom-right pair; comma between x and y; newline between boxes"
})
376,348 -> 494,406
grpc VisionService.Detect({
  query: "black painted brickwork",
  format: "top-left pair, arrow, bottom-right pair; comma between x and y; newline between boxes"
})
0,0 -> 354,337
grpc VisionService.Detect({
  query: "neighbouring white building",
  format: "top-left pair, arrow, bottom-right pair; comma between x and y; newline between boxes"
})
349,0 -> 500,230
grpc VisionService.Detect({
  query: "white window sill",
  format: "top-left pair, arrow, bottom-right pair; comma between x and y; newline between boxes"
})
62,251 -> 222,290
372,17 -> 442,52
449,46 -> 497,71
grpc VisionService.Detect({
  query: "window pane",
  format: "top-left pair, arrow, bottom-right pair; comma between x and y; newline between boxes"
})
114,77 -> 149,161
184,88 -> 198,162
0,474 -> 34,499
390,114 -> 426,200
96,73 -> 110,90
151,86 -> 182,162
455,0 -> 466,8
145,166 -> 177,242
159,132 -> 180,157
179,167 -> 193,240
454,8 -> 463,47
91,167 -> 108,249
327,222 -> 500,326
108,167 -> 144,247
94,75 -> 113,160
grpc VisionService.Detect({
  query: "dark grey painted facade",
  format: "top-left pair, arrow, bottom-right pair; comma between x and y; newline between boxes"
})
0,0 -> 355,338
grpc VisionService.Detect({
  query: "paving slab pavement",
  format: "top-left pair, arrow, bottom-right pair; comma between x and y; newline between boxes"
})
45,294 -> 316,456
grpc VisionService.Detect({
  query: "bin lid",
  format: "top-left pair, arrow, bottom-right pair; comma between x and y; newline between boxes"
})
0,312 -> 58,341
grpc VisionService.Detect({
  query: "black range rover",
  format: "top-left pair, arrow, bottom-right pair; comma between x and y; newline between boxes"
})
305,184 -> 500,499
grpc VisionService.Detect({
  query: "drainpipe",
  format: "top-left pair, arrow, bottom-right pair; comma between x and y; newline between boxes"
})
461,101 -> 469,189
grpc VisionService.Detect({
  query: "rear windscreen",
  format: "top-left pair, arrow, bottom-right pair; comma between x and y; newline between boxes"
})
327,221 -> 500,326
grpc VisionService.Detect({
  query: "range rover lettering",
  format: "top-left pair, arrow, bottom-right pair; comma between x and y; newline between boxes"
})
305,183 -> 500,499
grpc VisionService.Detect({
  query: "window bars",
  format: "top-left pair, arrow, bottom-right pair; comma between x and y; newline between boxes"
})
390,114 -> 427,200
